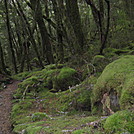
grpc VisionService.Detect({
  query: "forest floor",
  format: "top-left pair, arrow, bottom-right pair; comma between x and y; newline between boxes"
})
0,80 -> 19,134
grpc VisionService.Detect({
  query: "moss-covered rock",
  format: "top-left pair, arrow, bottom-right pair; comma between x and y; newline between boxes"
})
54,67 -> 78,91
41,76 -> 97,113
14,65 -> 79,99
104,110 -> 134,133
92,55 -> 134,114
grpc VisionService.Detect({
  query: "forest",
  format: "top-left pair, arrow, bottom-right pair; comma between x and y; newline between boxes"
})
0,0 -> 134,134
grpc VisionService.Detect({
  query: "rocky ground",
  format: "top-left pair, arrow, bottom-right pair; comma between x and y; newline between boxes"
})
0,81 -> 19,134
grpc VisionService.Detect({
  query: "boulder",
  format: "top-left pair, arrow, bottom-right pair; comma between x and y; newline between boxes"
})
92,55 -> 134,114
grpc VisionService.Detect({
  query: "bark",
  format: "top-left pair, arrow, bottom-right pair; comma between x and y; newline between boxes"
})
12,0 -> 44,68
44,0 -> 52,35
51,0 -> 64,63
57,0 -> 75,54
30,0 -> 54,64
4,0 -> 18,74
85,0 -> 110,55
100,0 -> 110,54
65,0 -> 86,53
85,0 -> 100,28
0,41 -> 10,75
13,18 -> 23,62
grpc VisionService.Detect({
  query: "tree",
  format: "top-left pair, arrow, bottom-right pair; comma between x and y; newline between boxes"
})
51,0 -> 64,63
85,0 -> 110,54
12,0 -> 44,68
30,0 -> 54,64
4,0 -> 18,74
65,0 -> 87,53
0,40 -> 9,75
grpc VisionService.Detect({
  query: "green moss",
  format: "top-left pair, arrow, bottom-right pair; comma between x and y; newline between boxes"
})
92,55 -> 134,113
93,55 -> 105,59
24,126 -> 43,134
72,129 -> 89,134
11,99 -> 34,123
92,55 -> 109,72
14,65 -> 79,99
120,74 -> 134,108
55,67 -> 78,90
31,112 -> 48,122
19,76 -> 38,88
11,65 -> 99,133
12,71 -> 32,80
13,121 -> 45,133
104,48 -> 132,56
104,110 -> 134,133
57,67 -> 77,80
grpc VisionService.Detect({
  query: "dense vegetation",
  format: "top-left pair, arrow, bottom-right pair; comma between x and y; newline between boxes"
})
0,0 -> 134,134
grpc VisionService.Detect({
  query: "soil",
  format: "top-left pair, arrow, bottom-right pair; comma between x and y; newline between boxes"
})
0,80 -> 19,134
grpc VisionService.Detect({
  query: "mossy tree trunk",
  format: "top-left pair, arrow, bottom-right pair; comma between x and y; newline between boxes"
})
4,0 -> 18,74
12,0 -> 44,68
51,0 -> 64,63
0,41 -> 9,75
65,0 -> 86,54
30,0 -> 54,64
85,0 -> 110,55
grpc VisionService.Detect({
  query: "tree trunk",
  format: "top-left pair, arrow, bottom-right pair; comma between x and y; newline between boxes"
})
65,0 -> 86,53
0,41 -> 10,75
30,0 -> 54,64
100,0 -> 110,54
85,0 -> 110,55
51,0 -> 64,63
12,0 -> 44,68
4,0 -> 18,74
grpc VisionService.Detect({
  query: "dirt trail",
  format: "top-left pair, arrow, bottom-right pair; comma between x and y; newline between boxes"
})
0,81 -> 19,134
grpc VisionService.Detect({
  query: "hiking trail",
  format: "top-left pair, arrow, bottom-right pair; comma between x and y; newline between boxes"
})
0,80 -> 19,134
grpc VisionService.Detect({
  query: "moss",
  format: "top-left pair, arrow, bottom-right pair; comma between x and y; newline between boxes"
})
15,75 -> 49,99
14,65 -> 79,99
120,74 -> 134,108
40,76 -> 97,113
55,67 -> 78,90
92,55 -> 134,113
12,71 -> 32,80
72,129 -> 89,134
14,116 -> 32,125
13,121 -> 45,133
31,112 -> 48,122
104,47 -> 132,56
92,55 -> 109,73
11,99 -> 34,124
45,76 -> 96,113
93,55 -> 105,59
24,126 -> 43,134
104,110 -> 134,133
19,76 -> 38,88
11,65 -> 99,133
